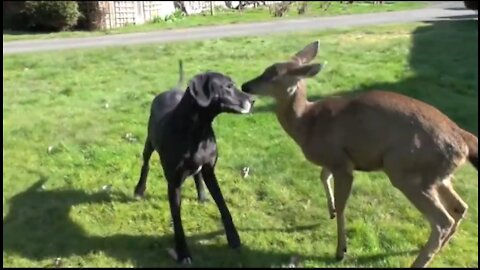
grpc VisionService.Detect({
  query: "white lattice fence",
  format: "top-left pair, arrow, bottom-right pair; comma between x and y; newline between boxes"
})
181,1 -> 282,15
113,1 -> 136,27
99,1 -> 176,29
182,1 -> 227,15
143,1 -> 176,21
97,1 -> 281,30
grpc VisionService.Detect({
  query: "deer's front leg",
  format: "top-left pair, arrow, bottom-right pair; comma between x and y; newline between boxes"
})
321,167 -> 336,219
332,169 -> 354,261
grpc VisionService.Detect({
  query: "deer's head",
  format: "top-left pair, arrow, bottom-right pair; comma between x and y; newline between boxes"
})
241,41 -> 323,100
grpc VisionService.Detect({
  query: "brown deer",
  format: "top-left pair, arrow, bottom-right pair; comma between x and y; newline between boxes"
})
241,41 -> 478,268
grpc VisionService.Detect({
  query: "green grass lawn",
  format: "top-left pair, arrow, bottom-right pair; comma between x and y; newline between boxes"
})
2,1 -> 426,42
3,20 -> 478,268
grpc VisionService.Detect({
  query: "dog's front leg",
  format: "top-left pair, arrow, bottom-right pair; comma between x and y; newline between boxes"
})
201,165 -> 241,249
167,183 -> 192,264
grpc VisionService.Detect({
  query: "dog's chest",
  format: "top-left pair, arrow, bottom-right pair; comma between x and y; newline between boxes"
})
190,139 -> 217,165
158,125 -> 218,177
173,139 -> 217,176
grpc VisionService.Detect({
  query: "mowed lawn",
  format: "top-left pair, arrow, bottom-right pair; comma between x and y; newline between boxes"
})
2,1 -> 426,42
3,21 -> 478,268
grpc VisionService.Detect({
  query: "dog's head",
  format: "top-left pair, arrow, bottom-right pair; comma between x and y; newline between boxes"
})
187,72 -> 255,114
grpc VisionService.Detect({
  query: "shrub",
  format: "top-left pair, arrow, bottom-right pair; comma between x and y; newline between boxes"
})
464,1 -> 478,10
319,1 -> 332,11
76,1 -> 105,30
163,10 -> 186,23
269,1 -> 292,17
297,1 -> 308,15
3,1 -> 29,30
22,1 -> 80,31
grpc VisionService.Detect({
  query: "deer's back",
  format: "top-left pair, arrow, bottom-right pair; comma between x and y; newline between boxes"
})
303,90 -> 467,174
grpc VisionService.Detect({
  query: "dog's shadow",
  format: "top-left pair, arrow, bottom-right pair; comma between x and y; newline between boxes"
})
3,179 -> 415,267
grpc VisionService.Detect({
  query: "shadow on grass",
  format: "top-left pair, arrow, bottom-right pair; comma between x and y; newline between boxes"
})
3,30 -> 51,36
3,179 -> 415,267
4,30 -> 30,36
254,18 -> 478,134
2,29 -> 96,42
3,29 -> 90,37
443,7 -> 469,11
432,14 -> 479,21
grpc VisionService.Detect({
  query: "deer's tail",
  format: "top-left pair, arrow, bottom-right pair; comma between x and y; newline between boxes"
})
460,129 -> 478,170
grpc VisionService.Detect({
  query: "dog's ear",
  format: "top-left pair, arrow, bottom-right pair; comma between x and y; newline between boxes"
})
188,74 -> 212,107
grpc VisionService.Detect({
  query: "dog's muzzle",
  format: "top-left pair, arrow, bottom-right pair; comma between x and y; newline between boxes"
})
240,97 -> 255,114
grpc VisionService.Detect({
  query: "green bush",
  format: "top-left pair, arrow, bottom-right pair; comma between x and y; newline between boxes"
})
23,1 -> 80,31
3,1 -> 29,30
464,1 -> 478,10
163,10 -> 186,23
76,1 -> 104,30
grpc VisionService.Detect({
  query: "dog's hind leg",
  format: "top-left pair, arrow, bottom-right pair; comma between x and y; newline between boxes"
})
134,137 -> 154,198
193,173 -> 208,203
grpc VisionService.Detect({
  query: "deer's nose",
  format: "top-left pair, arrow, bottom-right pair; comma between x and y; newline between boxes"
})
241,83 -> 251,93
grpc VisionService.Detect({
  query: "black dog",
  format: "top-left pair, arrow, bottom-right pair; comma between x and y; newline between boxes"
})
134,60 -> 254,264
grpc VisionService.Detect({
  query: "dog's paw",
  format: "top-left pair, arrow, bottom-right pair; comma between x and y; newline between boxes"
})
177,252 -> 193,265
180,257 -> 192,265
197,196 -> 209,204
227,233 -> 241,250
335,247 -> 347,261
167,248 -> 192,265
133,188 -> 146,200
134,193 -> 144,200
335,253 -> 344,261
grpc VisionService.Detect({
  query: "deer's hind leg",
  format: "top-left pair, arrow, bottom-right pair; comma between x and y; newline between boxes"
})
388,172 -> 454,268
436,179 -> 468,248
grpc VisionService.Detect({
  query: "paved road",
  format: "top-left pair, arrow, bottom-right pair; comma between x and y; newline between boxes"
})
3,1 -> 475,55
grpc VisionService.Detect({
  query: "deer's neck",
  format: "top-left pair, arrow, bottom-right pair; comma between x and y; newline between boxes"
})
275,81 -> 311,146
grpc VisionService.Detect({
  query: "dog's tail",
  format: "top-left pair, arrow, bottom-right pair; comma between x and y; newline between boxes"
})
176,59 -> 184,90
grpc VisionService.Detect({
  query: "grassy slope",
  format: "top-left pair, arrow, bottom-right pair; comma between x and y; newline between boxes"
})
2,1 -> 425,42
3,21 -> 478,268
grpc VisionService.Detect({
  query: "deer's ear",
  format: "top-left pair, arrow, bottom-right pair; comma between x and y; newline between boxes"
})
287,63 -> 323,78
292,41 -> 319,65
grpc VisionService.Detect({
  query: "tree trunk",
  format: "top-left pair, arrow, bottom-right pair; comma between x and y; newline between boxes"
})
210,1 -> 215,15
